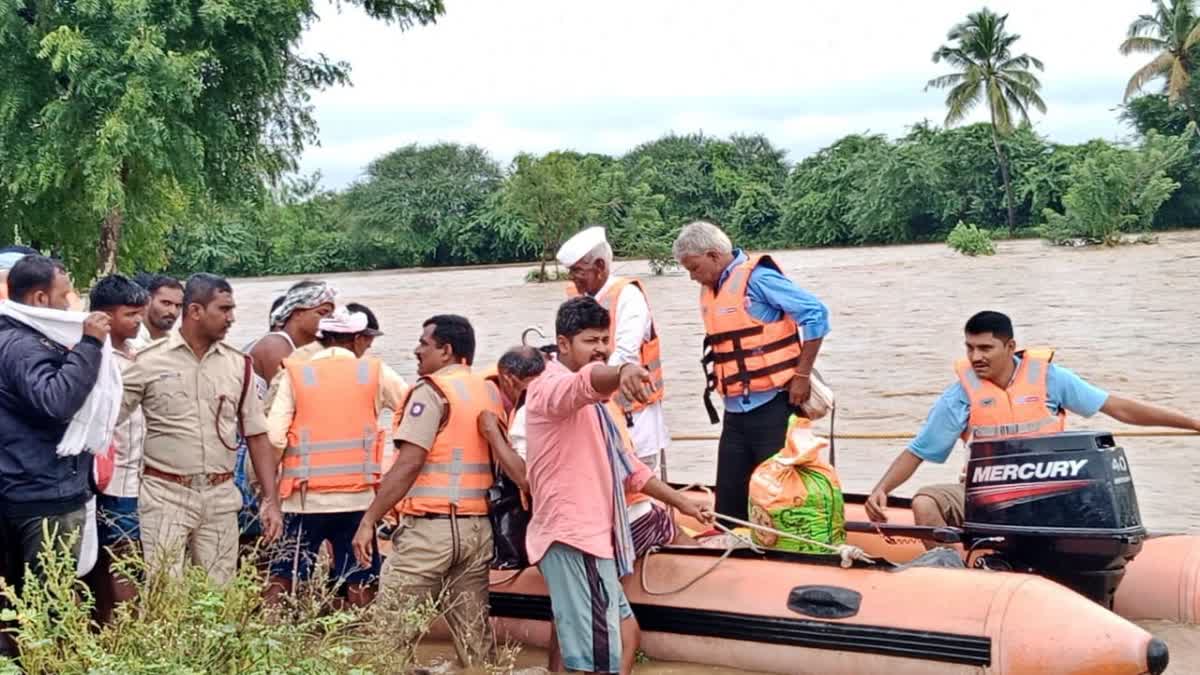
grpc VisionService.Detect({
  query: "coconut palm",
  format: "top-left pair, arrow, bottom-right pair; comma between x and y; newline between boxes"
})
926,8 -> 1046,234
1120,0 -> 1200,116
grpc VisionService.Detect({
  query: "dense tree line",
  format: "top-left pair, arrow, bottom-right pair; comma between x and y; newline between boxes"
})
160,110 -> 1199,279
3,1 -> 1200,282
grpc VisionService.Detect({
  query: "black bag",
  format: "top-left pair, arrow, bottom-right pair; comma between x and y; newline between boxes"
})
487,459 -> 531,570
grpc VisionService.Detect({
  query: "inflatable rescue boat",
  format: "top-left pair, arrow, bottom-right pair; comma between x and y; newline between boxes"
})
481,431 -> 1195,674
488,550 -> 1167,675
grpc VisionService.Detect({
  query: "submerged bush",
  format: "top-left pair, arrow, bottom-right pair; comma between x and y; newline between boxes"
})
1040,130 -> 1193,246
946,221 -> 996,256
525,266 -> 568,282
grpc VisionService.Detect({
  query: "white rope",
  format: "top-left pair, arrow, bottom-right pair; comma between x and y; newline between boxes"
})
639,543 -> 737,596
714,513 -> 881,569
638,503 -> 762,596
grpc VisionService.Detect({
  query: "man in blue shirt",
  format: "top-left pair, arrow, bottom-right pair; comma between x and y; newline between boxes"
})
673,221 -> 831,520
866,311 -> 1200,529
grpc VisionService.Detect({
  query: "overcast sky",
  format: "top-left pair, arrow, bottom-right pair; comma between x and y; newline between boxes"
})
297,0 -> 1152,189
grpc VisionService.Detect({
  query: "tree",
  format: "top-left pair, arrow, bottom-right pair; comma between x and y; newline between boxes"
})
501,152 -> 597,280
587,163 -> 674,273
0,0 -> 444,283
1041,129 -> 1194,245
1120,0 -> 1200,119
926,8 -> 1046,234
342,143 -> 507,269
1121,80 -> 1200,226
779,134 -> 890,246
622,132 -> 789,242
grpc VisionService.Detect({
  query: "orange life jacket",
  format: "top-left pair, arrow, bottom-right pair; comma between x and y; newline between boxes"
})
567,277 -> 665,414
280,356 -> 385,499
700,254 -> 803,422
955,347 -> 1067,442
395,369 -> 504,516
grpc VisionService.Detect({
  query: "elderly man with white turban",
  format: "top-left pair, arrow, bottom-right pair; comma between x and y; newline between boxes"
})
556,227 -> 670,476
263,304 -> 405,607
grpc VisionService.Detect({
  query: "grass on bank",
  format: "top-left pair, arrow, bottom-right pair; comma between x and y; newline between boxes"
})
0,538 -> 519,675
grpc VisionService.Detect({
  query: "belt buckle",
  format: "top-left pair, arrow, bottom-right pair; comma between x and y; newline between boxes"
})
192,473 -> 211,489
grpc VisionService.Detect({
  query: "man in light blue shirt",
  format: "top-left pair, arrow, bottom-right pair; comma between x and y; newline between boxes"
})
866,311 -> 1200,530
673,221 -> 831,520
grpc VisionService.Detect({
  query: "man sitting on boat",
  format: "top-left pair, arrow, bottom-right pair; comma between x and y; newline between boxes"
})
525,297 -> 713,675
865,310 -> 1200,530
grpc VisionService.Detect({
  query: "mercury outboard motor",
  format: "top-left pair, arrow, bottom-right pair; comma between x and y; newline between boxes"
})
962,431 -> 1146,607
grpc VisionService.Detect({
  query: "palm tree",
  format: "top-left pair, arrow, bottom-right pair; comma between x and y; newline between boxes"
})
926,8 -> 1046,234
1120,0 -> 1200,118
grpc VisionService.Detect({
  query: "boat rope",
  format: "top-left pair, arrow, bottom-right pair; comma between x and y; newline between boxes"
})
639,502 -> 889,597
639,483 -> 757,596
714,513 -> 885,569
638,521 -> 761,597
670,429 -> 1200,442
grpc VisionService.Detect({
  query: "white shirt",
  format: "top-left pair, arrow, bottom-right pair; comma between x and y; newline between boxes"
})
130,323 -> 174,351
597,275 -> 670,461
103,349 -> 145,498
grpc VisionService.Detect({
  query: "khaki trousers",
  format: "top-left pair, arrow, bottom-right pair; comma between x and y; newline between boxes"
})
380,514 -> 494,667
139,475 -> 241,584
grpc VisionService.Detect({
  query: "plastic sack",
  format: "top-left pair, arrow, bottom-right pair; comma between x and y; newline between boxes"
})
748,416 -> 845,553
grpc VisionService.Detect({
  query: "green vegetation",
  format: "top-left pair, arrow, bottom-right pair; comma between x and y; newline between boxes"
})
0,0 -> 446,283
0,539 -> 516,674
947,222 -> 997,256
1041,129 -> 1194,245
1120,0 -> 1200,114
925,8 -> 1046,234
3,2 -> 1200,285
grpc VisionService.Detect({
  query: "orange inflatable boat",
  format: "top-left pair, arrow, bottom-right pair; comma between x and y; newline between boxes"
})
478,430 -> 1197,673
672,489 -> 1200,624
486,544 -> 1168,675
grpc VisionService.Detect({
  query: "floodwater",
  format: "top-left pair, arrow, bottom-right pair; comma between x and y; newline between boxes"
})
228,231 -> 1200,672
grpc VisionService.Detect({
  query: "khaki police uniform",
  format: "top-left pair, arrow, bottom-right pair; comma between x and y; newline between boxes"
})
121,331 -> 267,584
381,364 -> 496,667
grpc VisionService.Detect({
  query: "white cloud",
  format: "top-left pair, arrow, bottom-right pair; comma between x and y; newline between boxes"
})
297,0 -> 1156,187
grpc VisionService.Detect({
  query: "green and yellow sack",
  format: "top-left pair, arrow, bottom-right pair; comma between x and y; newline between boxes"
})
748,416 -> 845,553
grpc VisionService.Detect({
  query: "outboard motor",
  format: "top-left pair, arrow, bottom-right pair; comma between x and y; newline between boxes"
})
963,431 -> 1146,607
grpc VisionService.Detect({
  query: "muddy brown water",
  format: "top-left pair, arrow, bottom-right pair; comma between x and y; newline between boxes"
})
228,232 -> 1200,672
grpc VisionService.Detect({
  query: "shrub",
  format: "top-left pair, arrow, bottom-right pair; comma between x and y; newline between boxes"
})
0,539 -> 516,674
946,221 -> 996,256
1040,130 -> 1192,246
525,266 -> 568,283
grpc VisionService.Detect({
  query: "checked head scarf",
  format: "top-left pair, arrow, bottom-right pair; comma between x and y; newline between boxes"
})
270,280 -> 336,329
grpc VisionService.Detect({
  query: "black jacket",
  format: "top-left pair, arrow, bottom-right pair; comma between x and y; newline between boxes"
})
0,315 -> 104,517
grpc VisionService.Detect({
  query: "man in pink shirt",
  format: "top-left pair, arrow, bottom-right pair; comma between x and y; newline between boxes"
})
526,296 -> 712,675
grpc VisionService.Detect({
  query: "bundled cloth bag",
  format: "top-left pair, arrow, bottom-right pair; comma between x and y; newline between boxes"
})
748,416 -> 845,553
0,301 -> 123,576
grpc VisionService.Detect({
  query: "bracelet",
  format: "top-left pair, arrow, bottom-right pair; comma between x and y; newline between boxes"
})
794,372 -> 811,379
